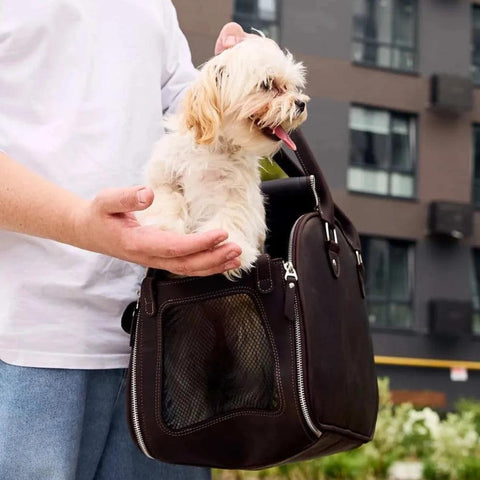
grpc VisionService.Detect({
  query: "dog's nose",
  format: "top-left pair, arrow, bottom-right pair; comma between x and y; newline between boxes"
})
295,100 -> 306,113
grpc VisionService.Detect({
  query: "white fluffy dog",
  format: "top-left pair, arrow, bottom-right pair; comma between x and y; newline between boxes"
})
138,35 -> 309,278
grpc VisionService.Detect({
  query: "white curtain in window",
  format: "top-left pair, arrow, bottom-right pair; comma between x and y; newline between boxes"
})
347,167 -> 389,195
349,107 -> 389,134
374,0 -> 393,44
258,0 -> 276,21
393,0 -> 415,48
392,116 -> 409,135
390,173 -> 414,197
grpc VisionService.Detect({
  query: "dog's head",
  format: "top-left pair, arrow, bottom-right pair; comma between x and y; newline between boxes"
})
181,35 -> 309,156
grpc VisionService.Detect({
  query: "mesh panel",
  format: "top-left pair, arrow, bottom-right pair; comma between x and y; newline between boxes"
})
161,293 -> 279,430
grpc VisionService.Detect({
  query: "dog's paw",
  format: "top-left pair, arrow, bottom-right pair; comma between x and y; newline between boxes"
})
223,242 -> 259,280
136,210 -> 186,235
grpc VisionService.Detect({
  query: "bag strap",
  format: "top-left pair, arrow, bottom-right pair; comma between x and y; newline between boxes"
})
272,149 -> 304,178
273,129 -> 335,225
273,129 -> 362,252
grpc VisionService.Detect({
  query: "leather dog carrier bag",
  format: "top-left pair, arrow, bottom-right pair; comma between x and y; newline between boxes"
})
123,130 -> 378,470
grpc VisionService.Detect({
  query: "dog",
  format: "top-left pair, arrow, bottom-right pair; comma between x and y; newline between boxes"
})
139,34 -> 309,428
138,33 -> 309,279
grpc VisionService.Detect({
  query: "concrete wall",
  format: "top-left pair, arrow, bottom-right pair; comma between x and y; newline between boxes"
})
281,0 -> 353,59
174,0 -> 232,66
301,97 -> 350,190
419,0 -> 472,77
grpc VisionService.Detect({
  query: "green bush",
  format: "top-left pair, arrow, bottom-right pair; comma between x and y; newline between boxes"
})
423,461 -> 451,480
455,398 -> 480,436
321,452 -> 370,479
259,157 -> 287,181
458,456 -> 480,480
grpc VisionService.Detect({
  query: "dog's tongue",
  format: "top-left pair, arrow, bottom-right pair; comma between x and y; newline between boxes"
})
273,126 -> 297,151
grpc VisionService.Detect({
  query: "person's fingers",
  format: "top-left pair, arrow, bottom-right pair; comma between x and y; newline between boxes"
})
147,241 -> 242,275
190,258 -> 242,277
215,22 -> 249,55
133,227 -> 236,258
93,186 -> 154,214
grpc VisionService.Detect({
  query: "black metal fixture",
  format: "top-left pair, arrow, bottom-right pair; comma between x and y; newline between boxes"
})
427,201 -> 473,240
430,74 -> 473,115
428,300 -> 473,338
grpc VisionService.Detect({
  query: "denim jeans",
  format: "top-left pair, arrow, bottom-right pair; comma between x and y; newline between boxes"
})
0,360 -> 211,480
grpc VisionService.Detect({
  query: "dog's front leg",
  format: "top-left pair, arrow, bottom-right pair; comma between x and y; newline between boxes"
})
193,202 -> 266,279
136,183 -> 188,235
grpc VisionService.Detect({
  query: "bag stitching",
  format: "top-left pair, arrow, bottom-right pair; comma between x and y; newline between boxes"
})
256,256 -> 274,293
152,285 -> 286,436
150,259 -> 284,287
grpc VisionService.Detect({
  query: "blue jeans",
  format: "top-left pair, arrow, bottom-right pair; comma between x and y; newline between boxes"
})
0,360 -> 211,480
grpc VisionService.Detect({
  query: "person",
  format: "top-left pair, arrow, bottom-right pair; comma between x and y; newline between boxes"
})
0,1 -> 251,478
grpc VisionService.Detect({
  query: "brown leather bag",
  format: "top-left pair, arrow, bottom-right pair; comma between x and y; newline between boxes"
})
122,130 -> 378,470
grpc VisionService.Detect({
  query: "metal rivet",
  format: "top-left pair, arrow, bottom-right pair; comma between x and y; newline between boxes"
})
289,282 -> 295,288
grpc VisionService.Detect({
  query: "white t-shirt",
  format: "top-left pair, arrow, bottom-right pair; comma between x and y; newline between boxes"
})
0,0 -> 198,368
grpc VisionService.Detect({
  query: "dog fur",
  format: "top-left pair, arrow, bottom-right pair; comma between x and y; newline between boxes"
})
138,34 -> 309,278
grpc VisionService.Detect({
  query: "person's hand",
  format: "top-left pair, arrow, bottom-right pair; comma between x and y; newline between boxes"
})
214,22 -> 256,55
73,186 -> 242,276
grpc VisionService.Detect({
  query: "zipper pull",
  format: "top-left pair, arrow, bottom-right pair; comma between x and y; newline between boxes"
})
129,302 -> 139,348
355,250 -> 366,299
143,277 -> 156,316
129,289 -> 141,348
284,261 -> 298,281
284,261 -> 298,322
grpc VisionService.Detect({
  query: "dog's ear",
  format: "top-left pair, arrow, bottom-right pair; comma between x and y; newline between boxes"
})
183,70 -> 220,145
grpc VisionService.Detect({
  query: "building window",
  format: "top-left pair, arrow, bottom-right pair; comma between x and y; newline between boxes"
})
472,6 -> 480,85
233,0 -> 280,42
360,236 -> 414,329
352,0 -> 417,72
470,250 -> 480,335
348,105 -> 416,198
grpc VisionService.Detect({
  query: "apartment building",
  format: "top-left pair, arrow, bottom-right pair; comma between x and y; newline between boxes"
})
174,0 -> 480,409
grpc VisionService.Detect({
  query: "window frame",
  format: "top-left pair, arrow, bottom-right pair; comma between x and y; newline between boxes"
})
472,124 -> 480,207
348,104 -> 418,199
233,0 -> 282,43
351,0 -> 419,74
360,235 -> 416,330
472,5 -> 480,87
470,249 -> 480,336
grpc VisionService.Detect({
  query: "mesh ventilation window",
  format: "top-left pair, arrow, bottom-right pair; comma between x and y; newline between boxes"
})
161,293 -> 279,430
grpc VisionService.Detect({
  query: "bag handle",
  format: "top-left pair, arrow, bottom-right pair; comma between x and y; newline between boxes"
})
273,129 -> 335,225
273,129 -> 362,252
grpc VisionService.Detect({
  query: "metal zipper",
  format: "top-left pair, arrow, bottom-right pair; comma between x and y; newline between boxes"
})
309,175 -> 320,210
130,298 -> 154,459
284,215 -> 323,438
285,175 -> 317,263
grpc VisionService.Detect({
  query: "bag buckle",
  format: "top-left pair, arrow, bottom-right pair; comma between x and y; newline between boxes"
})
355,250 -> 363,266
324,221 -> 338,244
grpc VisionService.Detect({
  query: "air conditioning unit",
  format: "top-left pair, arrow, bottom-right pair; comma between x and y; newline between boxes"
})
430,74 -> 473,114
427,201 -> 473,239
429,300 -> 473,338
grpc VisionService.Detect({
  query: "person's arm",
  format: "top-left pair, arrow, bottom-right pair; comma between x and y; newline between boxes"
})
0,152 -> 242,276
159,0 -> 199,115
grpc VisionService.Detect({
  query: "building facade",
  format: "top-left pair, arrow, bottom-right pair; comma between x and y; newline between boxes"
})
174,0 -> 480,409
